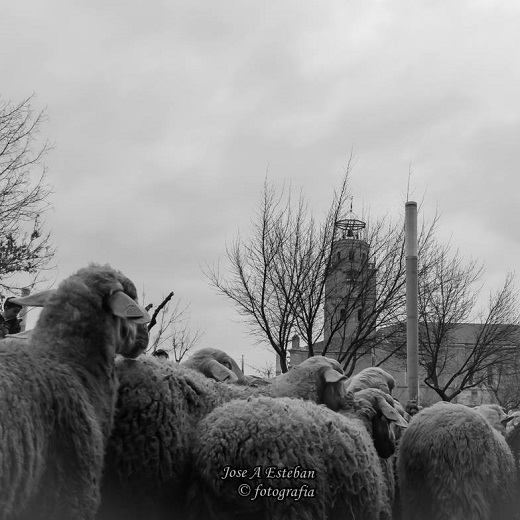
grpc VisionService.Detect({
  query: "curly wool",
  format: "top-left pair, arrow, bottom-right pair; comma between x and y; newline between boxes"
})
187,396 -> 386,520
98,356 -> 347,520
398,402 -> 517,520
0,264 -> 148,520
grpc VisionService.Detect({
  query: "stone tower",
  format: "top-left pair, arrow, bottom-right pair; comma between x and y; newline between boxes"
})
324,207 -> 376,352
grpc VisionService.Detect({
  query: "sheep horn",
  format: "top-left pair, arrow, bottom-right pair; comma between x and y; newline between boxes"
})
108,292 -> 151,324
9,289 -> 57,307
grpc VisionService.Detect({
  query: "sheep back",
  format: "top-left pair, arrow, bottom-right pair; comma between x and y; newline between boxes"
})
398,402 -> 517,520
186,396 -> 386,520
0,350 -> 105,520
98,355 -> 350,520
98,357 -> 251,520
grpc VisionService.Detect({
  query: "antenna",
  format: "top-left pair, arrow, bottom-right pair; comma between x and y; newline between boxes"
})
406,164 -> 412,201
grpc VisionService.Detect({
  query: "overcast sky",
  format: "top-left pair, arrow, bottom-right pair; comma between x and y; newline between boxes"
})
3,1 -> 520,373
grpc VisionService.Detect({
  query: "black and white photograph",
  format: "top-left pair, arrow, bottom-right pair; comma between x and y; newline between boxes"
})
1,1 -> 520,519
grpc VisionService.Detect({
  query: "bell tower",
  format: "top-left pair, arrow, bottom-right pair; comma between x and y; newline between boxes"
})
324,200 -> 376,350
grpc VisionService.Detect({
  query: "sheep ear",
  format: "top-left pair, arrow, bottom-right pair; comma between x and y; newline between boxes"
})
377,396 -> 409,428
108,292 -> 151,324
321,369 -> 349,411
323,367 -> 345,384
205,359 -> 239,383
9,289 -> 57,307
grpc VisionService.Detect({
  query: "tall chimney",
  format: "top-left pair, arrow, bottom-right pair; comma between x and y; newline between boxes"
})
405,201 -> 419,403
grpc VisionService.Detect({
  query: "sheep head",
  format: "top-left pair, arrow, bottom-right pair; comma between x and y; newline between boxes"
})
183,347 -> 247,384
474,404 -> 513,437
346,366 -> 396,395
11,264 -> 150,359
351,388 -> 408,459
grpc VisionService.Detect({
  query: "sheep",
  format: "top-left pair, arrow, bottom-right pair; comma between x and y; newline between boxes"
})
182,347 -> 248,384
506,412 -> 520,473
474,403 -> 513,437
507,410 -> 520,432
0,264 -> 150,520
505,418 -> 520,520
397,401 -> 517,520
185,388 -> 407,520
97,355 -> 353,520
345,366 -> 395,395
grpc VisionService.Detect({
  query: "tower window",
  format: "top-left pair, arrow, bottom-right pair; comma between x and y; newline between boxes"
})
340,308 -> 346,321
349,251 -> 355,261
357,309 -> 363,321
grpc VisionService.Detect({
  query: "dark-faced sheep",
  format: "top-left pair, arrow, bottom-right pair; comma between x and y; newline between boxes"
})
0,264 -> 150,520
186,389 -> 407,520
397,401 -> 517,520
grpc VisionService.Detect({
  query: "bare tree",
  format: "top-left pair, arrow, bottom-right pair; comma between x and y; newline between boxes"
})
205,177 -> 301,372
418,240 -> 520,401
205,161 -> 445,374
146,293 -> 203,362
0,95 -> 54,291
485,348 -> 520,410
248,360 -> 276,379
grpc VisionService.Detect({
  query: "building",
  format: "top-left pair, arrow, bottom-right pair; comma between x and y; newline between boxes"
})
282,208 -> 377,372
283,210 -> 520,407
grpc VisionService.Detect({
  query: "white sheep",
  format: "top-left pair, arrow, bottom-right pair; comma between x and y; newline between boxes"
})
0,264 -> 150,520
97,355 -> 352,520
182,347 -> 248,384
397,401 -> 517,520
345,366 -> 395,395
473,403 -> 513,437
186,388 -> 407,520
505,414 -> 520,510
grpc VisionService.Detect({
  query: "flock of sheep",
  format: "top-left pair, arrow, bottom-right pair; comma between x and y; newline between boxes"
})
0,263 -> 519,520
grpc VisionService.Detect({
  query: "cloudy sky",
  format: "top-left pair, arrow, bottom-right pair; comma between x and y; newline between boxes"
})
3,1 -> 520,372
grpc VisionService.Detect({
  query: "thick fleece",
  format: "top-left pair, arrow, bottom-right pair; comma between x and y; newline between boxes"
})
0,264 -> 149,520
186,392 -> 399,520
398,402 -> 517,520
97,355 -> 349,520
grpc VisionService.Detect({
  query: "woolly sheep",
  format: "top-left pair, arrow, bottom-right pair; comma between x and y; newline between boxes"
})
186,388 -> 407,520
506,410 -> 520,437
474,403 -> 513,437
345,366 -> 395,395
97,355 -> 352,520
397,401 -> 517,520
0,264 -> 150,520
182,347 -> 248,384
